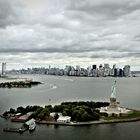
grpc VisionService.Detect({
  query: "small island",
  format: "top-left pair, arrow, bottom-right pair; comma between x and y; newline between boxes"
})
1,101 -> 140,127
2,101 -> 109,123
0,80 -> 42,88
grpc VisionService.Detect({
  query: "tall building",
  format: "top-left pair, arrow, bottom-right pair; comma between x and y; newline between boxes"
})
64,65 -> 72,75
99,64 -> 103,69
92,65 -> 97,76
104,64 -> 109,69
104,64 -> 110,76
119,69 -> 124,77
123,65 -> 130,77
114,68 -> 118,77
98,64 -> 104,77
110,68 -> 114,76
92,65 -> 96,70
112,64 -> 117,77
87,66 -> 92,77
76,65 -> 81,76
49,65 -> 51,70
113,64 -> 116,69
2,63 -> 6,75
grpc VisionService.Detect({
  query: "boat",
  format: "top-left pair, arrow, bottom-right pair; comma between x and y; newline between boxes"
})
25,118 -> 36,131
29,121 -> 36,131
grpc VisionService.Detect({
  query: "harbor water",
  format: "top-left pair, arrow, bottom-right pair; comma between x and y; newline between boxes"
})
0,75 -> 140,140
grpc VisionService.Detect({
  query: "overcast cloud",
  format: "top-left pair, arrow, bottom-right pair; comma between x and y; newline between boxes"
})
0,0 -> 140,70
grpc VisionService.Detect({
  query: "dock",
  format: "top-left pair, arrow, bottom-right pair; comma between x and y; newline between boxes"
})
3,126 -> 28,133
3,119 -> 36,133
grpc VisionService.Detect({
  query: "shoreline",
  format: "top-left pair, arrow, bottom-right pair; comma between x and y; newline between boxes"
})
1,115 -> 140,134
1,115 -> 140,127
36,117 -> 140,126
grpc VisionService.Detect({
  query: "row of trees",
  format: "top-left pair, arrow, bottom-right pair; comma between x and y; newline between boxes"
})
0,81 -> 41,88
0,81 -> 31,88
3,101 -> 109,122
53,101 -> 109,122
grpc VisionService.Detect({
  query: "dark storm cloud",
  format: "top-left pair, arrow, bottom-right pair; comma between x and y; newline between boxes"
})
0,47 -> 92,53
90,52 -> 140,59
0,0 -> 27,27
68,0 -> 140,19
0,0 -> 140,69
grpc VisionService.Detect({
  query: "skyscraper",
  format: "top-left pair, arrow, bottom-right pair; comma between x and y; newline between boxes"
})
123,65 -> 130,77
104,64 -> 110,76
92,65 -> 96,70
2,63 -> 6,76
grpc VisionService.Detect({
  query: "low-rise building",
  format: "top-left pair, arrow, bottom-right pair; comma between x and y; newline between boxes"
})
57,116 -> 71,123
50,112 -> 62,118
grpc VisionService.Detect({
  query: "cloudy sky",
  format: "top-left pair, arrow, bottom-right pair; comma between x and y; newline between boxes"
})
0,0 -> 140,70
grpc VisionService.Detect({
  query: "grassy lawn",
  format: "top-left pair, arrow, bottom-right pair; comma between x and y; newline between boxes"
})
101,110 -> 140,121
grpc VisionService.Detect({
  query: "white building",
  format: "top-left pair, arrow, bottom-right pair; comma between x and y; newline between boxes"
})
57,116 -> 71,123
50,112 -> 62,118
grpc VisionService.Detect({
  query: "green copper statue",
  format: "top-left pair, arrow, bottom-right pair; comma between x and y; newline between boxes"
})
111,80 -> 116,98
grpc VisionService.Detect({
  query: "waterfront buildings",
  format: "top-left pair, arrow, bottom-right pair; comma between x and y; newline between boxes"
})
7,63 -> 131,77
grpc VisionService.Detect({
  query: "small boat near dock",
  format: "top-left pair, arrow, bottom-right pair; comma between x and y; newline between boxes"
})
3,126 -> 28,133
25,118 -> 36,131
3,119 -> 36,133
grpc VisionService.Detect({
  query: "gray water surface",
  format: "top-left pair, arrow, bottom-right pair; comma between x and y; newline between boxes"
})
0,75 -> 140,140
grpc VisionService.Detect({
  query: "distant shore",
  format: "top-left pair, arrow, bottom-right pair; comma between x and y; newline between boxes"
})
0,80 -> 42,88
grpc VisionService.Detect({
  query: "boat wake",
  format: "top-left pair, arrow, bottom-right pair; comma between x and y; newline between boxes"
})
49,84 -> 57,90
63,78 -> 74,82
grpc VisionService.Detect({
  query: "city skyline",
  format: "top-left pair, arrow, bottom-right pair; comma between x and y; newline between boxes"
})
5,63 -> 131,77
0,0 -> 140,70
0,62 -> 139,71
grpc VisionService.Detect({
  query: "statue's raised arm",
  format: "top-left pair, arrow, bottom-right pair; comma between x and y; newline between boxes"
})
111,80 -> 116,98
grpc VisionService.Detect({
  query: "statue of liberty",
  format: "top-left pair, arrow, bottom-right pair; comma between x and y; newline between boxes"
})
109,80 -> 118,108
111,80 -> 117,98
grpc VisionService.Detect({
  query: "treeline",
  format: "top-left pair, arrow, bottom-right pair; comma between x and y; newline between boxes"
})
3,101 -> 109,122
0,81 -> 41,88
53,101 -> 109,122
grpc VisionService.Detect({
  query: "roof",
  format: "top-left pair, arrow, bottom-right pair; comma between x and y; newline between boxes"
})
57,116 -> 71,121
25,118 -> 35,125
15,113 -> 22,116
50,112 -> 62,117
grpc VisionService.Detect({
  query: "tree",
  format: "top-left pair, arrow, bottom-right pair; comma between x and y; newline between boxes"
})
62,110 -> 67,116
54,113 -> 59,121
53,105 -> 64,112
3,111 -> 9,116
38,108 -> 50,120
9,108 -> 16,114
45,105 -> 53,112
16,106 -> 26,114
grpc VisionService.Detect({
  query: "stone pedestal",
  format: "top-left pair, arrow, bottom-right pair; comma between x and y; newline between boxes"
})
109,97 -> 118,108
